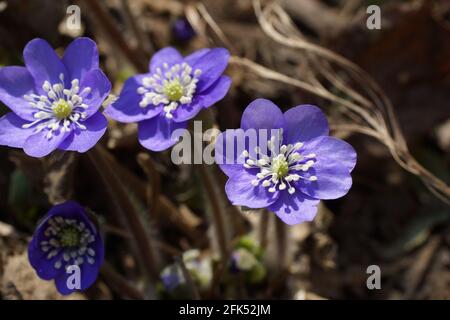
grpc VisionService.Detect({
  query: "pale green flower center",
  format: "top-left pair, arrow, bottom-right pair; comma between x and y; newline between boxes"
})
243,137 -> 318,194
163,79 -> 184,101
60,227 -> 81,247
52,99 -> 73,120
271,157 -> 289,178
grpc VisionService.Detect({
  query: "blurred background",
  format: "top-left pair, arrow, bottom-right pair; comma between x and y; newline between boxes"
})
0,0 -> 449,300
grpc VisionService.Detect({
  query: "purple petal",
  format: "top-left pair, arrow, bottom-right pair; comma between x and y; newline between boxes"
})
171,76 -> 231,123
184,48 -> 210,66
23,129 -> 70,158
0,66 -> 37,121
28,236 -> 64,281
79,69 -> 111,118
241,99 -> 286,133
295,136 -> 357,200
54,237 -> 103,294
55,273 -> 74,295
198,75 -> 231,109
55,232 -> 103,295
215,129 -> 250,177
138,115 -> 187,151
268,192 -> 320,225
47,201 -> 86,218
0,113 -> 35,148
62,37 -> 99,81
23,38 -> 68,91
104,75 -> 162,123
284,105 -> 329,144
192,48 -> 230,91
225,169 -> 279,208
149,47 -> 183,73
58,112 -> 108,153
28,201 -> 89,282
171,97 -> 203,123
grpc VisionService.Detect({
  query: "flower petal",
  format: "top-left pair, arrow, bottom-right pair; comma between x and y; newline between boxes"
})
184,48 -> 210,66
79,69 -> 111,118
28,201 -> 89,283
58,112 -> 108,153
241,99 -> 286,133
104,75 -> 162,123
23,129 -> 70,158
295,136 -> 357,200
0,66 -> 37,121
23,38 -> 68,90
215,129 -> 250,177
171,76 -> 232,123
149,47 -> 183,73
284,105 -> 329,144
138,115 -> 187,151
0,113 -> 35,148
171,98 -> 203,123
192,48 -> 230,91
268,192 -> 320,225
225,169 -> 279,208
54,272 -> 74,295
62,37 -> 99,81
198,75 -> 231,109
28,236 -> 64,281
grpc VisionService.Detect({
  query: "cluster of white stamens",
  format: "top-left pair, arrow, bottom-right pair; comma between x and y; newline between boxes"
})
137,62 -> 202,119
243,137 -> 318,194
40,216 -> 97,270
23,73 -> 91,140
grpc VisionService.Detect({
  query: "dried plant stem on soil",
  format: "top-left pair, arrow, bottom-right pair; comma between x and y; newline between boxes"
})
88,145 -> 160,284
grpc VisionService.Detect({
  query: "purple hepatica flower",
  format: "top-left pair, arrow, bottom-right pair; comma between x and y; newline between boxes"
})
105,47 -> 231,151
0,38 -> 111,158
172,18 -> 196,42
215,99 -> 357,225
28,201 -> 104,295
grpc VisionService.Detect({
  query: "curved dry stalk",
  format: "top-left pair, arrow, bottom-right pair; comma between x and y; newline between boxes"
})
229,0 -> 450,204
185,1 -> 449,203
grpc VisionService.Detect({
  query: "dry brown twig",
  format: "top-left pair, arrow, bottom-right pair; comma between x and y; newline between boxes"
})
190,0 -> 450,205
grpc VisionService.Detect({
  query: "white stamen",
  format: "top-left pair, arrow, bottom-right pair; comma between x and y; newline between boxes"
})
22,73 -> 90,140
137,63 -> 201,119
244,140 -> 319,194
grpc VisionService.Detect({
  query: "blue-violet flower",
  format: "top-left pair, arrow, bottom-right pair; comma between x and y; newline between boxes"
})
0,38 -> 111,157
172,18 -> 196,42
215,99 -> 357,225
105,47 -> 231,151
28,201 -> 104,295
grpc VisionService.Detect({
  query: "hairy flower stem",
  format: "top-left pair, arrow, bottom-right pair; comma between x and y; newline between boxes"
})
88,146 -> 160,283
259,213 -> 269,251
137,153 -> 161,223
274,214 -> 287,273
177,256 -> 201,300
198,164 -> 229,260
